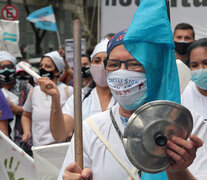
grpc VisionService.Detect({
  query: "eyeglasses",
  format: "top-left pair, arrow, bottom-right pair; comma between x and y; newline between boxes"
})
104,59 -> 144,71
0,64 -> 15,69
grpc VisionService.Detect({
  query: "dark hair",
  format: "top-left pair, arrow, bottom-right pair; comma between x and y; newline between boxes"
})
81,54 -> 91,62
104,33 -> 116,39
174,23 -> 195,39
187,38 -> 207,62
41,56 -> 59,72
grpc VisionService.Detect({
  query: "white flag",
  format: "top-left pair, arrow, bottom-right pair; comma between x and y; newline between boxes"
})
32,142 -> 70,180
0,130 -> 36,180
0,20 -> 21,57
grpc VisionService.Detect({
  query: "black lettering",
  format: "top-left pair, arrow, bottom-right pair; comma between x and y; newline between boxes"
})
193,0 -> 207,6
193,0 -> 202,6
171,0 -> 177,7
135,0 -> 140,6
182,0 -> 191,7
106,0 -> 207,7
105,0 -> 117,6
119,0 -> 132,6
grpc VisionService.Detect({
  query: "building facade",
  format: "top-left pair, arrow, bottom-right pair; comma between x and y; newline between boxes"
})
0,0 -> 99,59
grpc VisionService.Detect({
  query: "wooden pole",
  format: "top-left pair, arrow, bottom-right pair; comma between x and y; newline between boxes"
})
73,19 -> 83,169
97,0 -> 101,43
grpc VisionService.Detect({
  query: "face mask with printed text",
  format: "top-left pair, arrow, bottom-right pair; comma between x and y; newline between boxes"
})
107,69 -> 148,110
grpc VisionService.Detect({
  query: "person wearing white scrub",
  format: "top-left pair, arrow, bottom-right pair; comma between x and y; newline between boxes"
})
182,38 -> 207,121
21,51 -> 73,146
58,30 -> 204,180
38,38 -> 117,142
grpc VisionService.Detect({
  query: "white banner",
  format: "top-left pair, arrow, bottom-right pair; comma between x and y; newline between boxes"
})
0,130 -> 36,180
101,0 -> 207,40
0,19 -> 21,57
32,142 -> 70,180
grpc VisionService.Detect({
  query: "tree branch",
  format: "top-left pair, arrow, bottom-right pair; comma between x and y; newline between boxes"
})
23,0 -> 36,33
40,30 -> 47,44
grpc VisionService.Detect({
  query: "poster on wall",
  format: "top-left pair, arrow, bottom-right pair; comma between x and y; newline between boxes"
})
0,19 -> 21,57
101,0 -> 207,40
65,38 -> 86,67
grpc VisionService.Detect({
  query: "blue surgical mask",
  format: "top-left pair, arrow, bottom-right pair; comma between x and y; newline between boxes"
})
121,91 -> 148,110
191,68 -> 207,90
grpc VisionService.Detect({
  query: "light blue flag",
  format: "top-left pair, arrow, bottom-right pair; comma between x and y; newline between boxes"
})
26,6 -> 58,31
123,0 -> 180,179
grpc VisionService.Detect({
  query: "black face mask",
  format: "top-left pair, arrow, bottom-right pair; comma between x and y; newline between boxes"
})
174,41 -> 192,56
0,69 -> 16,84
39,68 -> 54,80
81,66 -> 91,78
16,75 -> 31,81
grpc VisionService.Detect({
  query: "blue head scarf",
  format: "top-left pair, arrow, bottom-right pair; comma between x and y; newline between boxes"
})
107,29 -> 127,57
123,0 -> 180,104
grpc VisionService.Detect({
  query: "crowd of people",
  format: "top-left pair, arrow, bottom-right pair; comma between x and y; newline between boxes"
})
0,1 -> 207,179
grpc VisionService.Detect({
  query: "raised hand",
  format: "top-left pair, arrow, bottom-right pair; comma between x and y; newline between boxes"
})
36,77 -> 59,98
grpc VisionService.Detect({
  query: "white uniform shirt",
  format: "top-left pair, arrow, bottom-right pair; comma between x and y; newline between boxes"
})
58,105 -> 207,180
181,81 -> 207,121
23,83 -> 73,146
62,87 -> 116,120
188,111 -> 207,179
58,104 -> 139,180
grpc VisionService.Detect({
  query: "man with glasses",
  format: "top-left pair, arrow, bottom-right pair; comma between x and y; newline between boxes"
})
104,59 -> 144,72
58,30 -> 204,180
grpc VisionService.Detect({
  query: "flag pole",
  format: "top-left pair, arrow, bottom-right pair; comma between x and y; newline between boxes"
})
56,29 -> 62,48
50,5 -> 62,48
73,19 -> 83,169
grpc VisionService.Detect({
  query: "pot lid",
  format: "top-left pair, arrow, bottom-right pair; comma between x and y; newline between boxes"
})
123,100 -> 193,174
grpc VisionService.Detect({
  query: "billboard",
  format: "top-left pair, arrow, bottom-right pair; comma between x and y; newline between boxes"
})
101,0 -> 207,40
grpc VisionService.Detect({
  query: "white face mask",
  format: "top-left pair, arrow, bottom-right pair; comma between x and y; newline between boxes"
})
90,64 -> 108,87
107,69 -> 148,110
